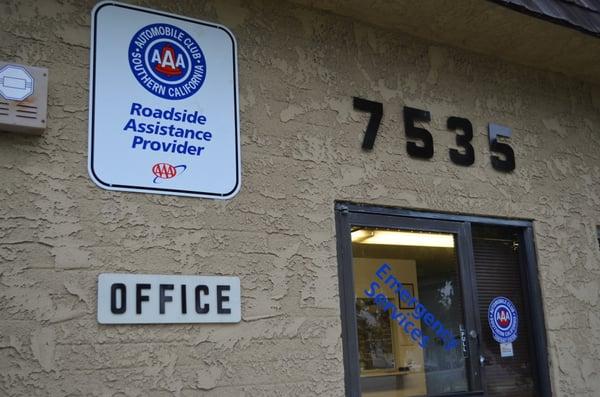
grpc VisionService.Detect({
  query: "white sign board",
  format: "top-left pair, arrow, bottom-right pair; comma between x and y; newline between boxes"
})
89,2 -> 240,199
500,342 -> 514,358
97,273 -> 241,324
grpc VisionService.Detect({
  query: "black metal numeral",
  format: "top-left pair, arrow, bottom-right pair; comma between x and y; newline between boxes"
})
448,116 -> 475,166
488,124 -> 516,172
490,140 -> 516,172
353,97 -> 383,150
404,106 -> 433,159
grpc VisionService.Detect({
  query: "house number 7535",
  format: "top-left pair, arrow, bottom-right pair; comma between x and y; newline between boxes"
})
353,97 -> 516,172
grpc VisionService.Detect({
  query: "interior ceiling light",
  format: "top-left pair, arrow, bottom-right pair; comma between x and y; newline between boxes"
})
351,229 -> 454,248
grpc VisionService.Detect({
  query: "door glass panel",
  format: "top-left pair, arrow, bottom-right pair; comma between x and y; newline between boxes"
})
472,225 -> 536,396
352,227 -> 471,396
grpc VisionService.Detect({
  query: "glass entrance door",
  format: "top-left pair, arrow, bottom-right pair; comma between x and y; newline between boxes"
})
335,205 -> 551,397
471,225 -> 538,397
337,212 -> 482,397
352,227 -> 472,396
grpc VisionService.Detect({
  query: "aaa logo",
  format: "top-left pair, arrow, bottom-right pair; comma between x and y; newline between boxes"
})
152,163 -> 186,183
129,23 -> 206,100
488,296 -> 518,344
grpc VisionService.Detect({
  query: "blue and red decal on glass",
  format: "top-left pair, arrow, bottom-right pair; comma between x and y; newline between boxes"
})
488,296 -> 518,344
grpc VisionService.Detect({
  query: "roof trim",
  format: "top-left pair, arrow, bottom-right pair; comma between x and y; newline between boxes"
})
489,0 -> 600,37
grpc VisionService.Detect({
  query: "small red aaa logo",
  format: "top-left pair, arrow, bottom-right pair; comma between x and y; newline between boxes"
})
152,163 -> 186,183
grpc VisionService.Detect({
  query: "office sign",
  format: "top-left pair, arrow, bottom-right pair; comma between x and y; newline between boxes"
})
97,273 -> 241,324
89,1 -> 240,199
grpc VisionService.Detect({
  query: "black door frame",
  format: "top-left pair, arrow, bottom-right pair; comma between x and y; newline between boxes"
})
335,201 -> 551,397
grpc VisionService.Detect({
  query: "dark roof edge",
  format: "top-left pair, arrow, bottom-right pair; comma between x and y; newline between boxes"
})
488,0 -> 600,38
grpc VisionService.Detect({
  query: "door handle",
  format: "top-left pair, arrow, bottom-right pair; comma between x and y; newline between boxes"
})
479,355 -> 491,366
470,330 -> 489,367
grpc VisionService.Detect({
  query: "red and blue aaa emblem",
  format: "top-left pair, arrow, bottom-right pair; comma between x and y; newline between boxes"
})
488,296 -> 518,344
152,163 -> 186,183
129,23 -> 206,100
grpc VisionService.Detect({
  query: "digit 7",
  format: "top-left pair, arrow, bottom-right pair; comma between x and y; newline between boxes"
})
353,97 -> 383,150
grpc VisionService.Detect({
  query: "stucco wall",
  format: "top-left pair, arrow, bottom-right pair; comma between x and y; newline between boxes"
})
1,0 -> 599,396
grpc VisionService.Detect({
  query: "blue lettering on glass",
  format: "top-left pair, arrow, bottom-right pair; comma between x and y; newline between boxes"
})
488,296 -> 518,344
364,263 -> 460,351
128,23 -> 206,100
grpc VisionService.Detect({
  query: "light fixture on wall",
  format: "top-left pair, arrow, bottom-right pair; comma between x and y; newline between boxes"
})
351,229 -> 454,248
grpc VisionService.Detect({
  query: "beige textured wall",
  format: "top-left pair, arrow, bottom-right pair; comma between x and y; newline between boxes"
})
1,0 -> 599,396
